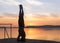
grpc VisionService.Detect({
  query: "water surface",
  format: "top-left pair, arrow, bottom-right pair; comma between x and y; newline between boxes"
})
0,28 -> 60,42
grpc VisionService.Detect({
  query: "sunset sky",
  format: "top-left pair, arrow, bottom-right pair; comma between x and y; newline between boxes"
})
0,0 -> 60,26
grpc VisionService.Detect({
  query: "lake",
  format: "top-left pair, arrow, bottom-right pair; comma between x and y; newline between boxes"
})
0,28 -> 60,42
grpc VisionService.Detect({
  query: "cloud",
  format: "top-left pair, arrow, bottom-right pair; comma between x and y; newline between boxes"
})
33,13 -> 51,17
50,13 -> 60,17
0,0 -> 21,6
26,0 -> 43,5
0,12 -> 18,17
33,14 -> 48,19
0,16 -> 3,18
3,13 -> 18,17
0,13 -> 4,18
32,13 -> 60,19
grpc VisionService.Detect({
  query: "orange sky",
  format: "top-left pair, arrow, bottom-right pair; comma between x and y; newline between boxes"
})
0,14 -> 60,27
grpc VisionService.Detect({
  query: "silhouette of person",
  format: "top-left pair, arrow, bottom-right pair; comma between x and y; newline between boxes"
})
17,4 -> 26,42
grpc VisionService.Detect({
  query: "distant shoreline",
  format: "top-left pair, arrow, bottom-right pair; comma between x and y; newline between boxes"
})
26,25 -> 60,28
0,25 -> 60,29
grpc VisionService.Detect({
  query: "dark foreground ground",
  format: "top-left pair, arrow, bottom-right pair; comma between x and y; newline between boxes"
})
0,38 -> 60,43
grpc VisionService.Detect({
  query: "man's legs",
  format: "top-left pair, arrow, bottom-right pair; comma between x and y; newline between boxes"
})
17,30 -> 21,41
21,30 -> 26,41
17,27 -> 26,41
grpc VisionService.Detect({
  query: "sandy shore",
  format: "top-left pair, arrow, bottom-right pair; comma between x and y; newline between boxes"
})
0,38 -> 60,43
